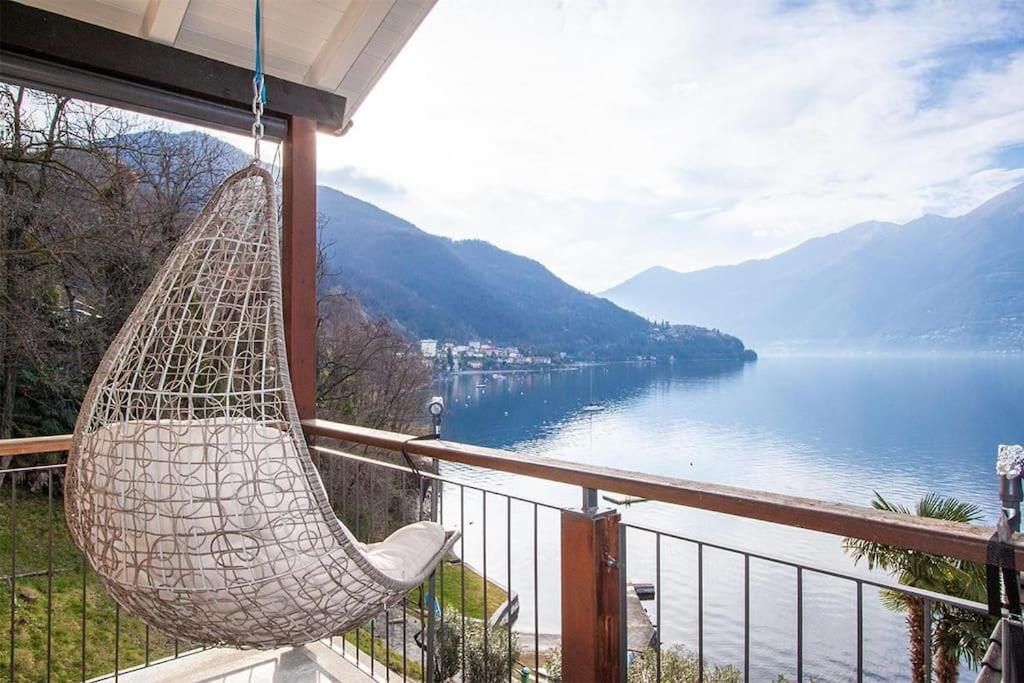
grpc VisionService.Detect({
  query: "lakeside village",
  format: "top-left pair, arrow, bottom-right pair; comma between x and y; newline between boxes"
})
416,322 -> 757,375
417,339 -> 569,373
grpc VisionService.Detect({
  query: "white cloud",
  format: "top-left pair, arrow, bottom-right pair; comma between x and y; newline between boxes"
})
314,0 -> 1024,291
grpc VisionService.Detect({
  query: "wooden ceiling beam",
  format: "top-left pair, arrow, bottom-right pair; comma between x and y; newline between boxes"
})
305,0 -> 391,92
141,0 -> 190,45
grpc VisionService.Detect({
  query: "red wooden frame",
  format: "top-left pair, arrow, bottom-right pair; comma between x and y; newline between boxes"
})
282,116 -> 319,420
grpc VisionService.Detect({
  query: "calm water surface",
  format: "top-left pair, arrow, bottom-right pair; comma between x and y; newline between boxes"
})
434,356 -> 1024,682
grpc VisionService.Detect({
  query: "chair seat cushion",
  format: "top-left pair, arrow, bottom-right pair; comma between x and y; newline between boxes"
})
362,521 -> 447,582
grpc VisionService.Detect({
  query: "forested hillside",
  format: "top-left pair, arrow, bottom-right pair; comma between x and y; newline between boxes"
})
317,185 -> 756,360
0,91 -> 426,444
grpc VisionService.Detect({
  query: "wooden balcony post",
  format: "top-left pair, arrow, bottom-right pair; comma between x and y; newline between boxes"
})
561,504 -> 623,681
281,116 -> 318,419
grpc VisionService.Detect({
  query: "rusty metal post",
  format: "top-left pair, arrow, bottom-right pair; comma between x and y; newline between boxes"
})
561,500 -> 622,681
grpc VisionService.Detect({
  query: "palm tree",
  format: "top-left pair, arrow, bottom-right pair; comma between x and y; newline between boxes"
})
843,492 -> 995,683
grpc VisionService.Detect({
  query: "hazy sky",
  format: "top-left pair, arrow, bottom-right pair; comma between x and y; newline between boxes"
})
224,0 -> 1024,292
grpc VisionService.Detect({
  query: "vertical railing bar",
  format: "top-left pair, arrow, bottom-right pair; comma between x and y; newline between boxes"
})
329,450 -> 336,656
507,495 -> 512,683
145,626 -> 150,668
697,541 -> 703,683
174,638 -> 179,659
923,597 -> 932,683
419,577 -> 428,679
356,461 -> 362,540
368,460 -> 375,541
461,485 -> 467,680
419,473 -> 427,679
343,450 -> 350,536
796,566 -> 803,683
402,470 -> 407,683
656,532 -> 662,682
46,470 -> 53,683
483,490 -> 489,683
427,450 -> 441,683
383,465 -> 390,676
618,523 -> 628,683
9,477 -> 16,683
439,487 -> 445,639
533,502 -> 539,679
856,580 -> 863,683
82,552 -> 88,682
114,605 -> 120,681
356,450 -> 364,679
744,553 -> 750,683
369,462 -> 375,677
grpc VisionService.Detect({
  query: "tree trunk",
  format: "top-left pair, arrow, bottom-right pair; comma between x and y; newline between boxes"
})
934,618 -> 959,683
906,596 -> 927,683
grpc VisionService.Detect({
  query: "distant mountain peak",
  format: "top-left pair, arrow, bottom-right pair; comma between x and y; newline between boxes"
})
963,180 -> 1024,220
603,183 -> 1024,351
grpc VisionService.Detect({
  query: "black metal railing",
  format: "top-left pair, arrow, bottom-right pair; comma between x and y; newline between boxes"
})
1,461 -> 214,683
310,440 -> 564,682
1,424 -> 1015,682
619,522 -> 991,682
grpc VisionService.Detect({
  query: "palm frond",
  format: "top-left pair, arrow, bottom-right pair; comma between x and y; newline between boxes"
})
870,490 -> 912,516
844,490 -> 995,671
916,492 -> 983,524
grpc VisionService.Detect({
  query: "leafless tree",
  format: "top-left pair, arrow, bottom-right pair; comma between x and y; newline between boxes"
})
1,85 -> 429,515
315,228 -> 433,539
0,85 -> 226,482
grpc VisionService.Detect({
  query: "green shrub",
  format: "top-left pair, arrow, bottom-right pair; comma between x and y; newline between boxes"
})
464,620 -> 520,683
627,646 -> 740,683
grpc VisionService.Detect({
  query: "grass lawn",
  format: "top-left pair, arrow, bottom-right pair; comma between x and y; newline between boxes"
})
341,626 -> 425,681
0,490 -> 181,683
411,557 -> 508,622
1,489 -> 506,681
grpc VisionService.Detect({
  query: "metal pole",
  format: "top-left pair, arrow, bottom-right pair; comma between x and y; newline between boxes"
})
997,447 -> 1023,619
424,399 -> 444,681
999,471 -> 1022,533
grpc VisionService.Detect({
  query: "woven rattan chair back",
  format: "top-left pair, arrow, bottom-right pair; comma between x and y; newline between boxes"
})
67,164 -> 454,648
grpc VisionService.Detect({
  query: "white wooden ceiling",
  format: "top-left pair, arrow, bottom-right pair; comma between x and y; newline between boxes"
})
17,0 -> 436,128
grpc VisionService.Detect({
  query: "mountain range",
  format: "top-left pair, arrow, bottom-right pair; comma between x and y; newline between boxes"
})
603,183 -> 1024,352
120,131 -> 755,360
316,186 -> 753,360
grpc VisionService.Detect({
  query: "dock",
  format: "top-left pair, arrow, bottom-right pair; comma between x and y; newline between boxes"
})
625,583 -> 657,652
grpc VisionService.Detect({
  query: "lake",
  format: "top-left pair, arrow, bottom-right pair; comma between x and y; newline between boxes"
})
433,356 -> 1024,681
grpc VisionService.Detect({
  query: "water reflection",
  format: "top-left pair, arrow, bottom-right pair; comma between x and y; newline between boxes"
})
436,356 -> 1024,681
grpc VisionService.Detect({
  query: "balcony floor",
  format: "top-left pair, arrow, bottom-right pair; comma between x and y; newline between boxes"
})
116,641 -> 375,683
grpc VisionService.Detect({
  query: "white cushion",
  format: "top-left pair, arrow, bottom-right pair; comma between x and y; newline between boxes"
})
363,521 -> 446,582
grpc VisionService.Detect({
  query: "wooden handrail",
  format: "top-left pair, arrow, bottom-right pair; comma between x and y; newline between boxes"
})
302,418 -> 1024,566
4,423 -> 1021,566
0,434 -> 72,457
